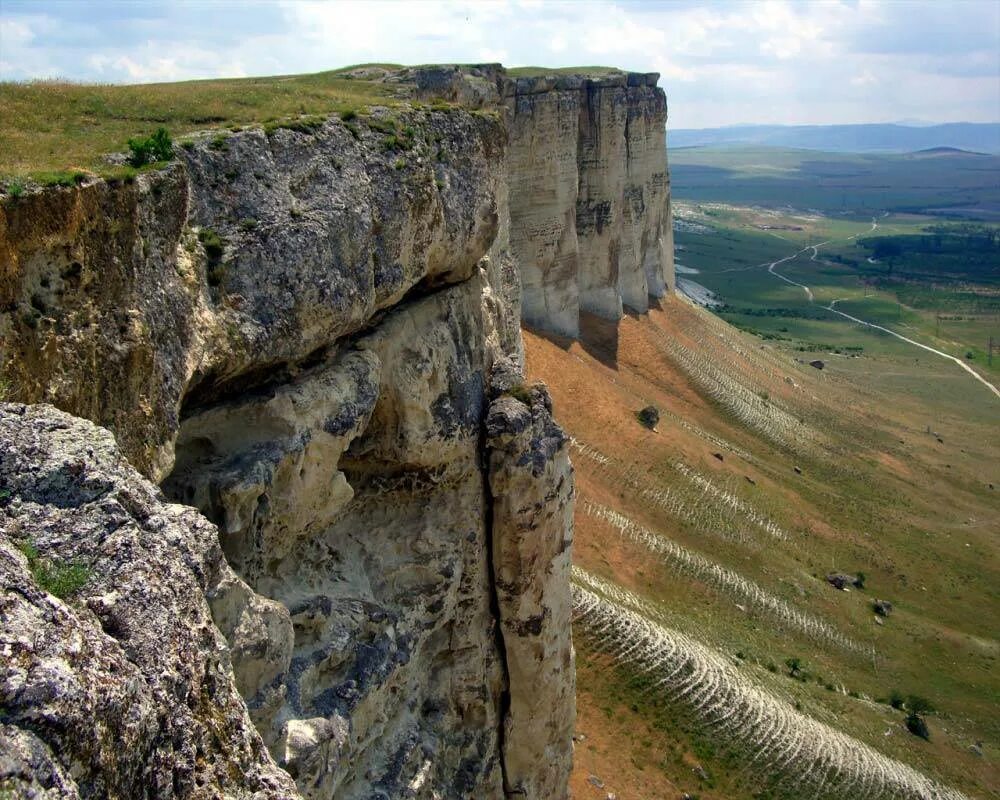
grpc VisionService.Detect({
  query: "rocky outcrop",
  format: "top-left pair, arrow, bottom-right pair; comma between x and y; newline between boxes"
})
0,402 -> 299,800
0,62 -> 670,799
486,376 -> 576,799
505,77 -> 584,338
505,71 -> 673,337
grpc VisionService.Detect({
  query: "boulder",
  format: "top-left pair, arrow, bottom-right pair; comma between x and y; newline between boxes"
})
637,405 -> 660,429
873,599 -> 894,617
0,403 -> 299,799
826,572 -> 862,591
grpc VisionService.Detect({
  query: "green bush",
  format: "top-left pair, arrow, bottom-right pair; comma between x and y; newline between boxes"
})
507,384 -> 533,405
127,127 -> 173,167
7,179 -> 24,199
906,695 -> 935,714
198,227 -> 226,287
889,689 -> 905,709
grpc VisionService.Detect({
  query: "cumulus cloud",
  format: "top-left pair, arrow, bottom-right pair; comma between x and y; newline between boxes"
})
0,0 -> 997,127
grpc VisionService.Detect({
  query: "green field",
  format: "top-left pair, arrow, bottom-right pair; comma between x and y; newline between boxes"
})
670,145 -> 1000,220
673,192 -> 1000,380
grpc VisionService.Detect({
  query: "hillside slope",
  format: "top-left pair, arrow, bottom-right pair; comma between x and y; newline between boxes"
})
524,295 -> 999,800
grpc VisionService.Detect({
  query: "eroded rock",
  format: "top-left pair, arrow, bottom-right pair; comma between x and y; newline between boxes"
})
0,403 -> 299,800
487,381 -> 576,800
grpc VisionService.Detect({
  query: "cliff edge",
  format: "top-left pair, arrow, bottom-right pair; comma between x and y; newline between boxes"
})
0,64 -> 671,799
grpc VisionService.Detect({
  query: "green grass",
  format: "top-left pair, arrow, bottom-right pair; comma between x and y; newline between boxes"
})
0,68 -> 398,179
675,204 -> 1000,375
16,539 -> 91,600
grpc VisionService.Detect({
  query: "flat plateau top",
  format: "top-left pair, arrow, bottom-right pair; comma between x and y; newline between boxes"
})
0,63 -> 653,182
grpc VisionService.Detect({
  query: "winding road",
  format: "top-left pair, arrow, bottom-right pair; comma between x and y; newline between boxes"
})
765,216 -> 1000,400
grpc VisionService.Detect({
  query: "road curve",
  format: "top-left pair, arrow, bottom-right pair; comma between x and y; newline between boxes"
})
764,217 -> 1000,400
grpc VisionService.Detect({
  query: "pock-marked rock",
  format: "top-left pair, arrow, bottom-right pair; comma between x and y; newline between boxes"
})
487,380 -> 576,800
0,403 -> 300,800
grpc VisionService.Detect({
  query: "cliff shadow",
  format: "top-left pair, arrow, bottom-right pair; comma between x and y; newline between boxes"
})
578,311 -> 620,371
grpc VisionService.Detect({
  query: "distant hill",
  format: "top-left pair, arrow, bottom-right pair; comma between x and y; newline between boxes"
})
669,123 -> 1000,154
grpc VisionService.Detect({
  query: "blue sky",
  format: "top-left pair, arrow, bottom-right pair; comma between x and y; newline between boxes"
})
1,0 -> 998,128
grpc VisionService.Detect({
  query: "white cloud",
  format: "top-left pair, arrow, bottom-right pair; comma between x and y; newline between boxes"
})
0,0 -> 997,127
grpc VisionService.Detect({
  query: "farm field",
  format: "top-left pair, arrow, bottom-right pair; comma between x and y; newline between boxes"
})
673,204 -> 1000,381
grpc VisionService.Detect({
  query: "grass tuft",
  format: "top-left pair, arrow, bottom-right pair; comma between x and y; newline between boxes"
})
16,539 -> 91,600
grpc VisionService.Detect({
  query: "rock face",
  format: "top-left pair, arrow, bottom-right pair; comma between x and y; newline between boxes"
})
0,403 -> 299,800
0,63 -> 669,799
486,381 -> 576,799
505,72 -> 673,337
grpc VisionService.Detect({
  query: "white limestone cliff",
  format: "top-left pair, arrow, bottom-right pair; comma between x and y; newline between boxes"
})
0,63 -> 672,800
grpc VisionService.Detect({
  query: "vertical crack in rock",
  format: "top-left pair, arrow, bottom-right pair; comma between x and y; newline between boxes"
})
484,361 -> 576,800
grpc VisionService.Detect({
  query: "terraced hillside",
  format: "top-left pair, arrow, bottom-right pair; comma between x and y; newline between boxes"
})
523,295 -> 999,799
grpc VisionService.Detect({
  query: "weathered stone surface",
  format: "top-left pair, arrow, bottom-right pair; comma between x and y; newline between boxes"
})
503,70 -> 674,337
487,382 -> 576,800
0,402 -> 299,800
0,62 -> 679,800
576,81 -> 628,320
0,109 -> 507,481
506,83 -> 582,338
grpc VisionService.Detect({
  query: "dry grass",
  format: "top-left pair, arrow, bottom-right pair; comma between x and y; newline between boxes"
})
0,69 -> 398,178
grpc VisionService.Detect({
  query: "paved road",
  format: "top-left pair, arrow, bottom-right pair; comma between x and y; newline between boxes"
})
765,217 -> 1000,400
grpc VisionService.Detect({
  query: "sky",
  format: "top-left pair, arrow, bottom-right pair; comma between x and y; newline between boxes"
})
1,0 -> 998,129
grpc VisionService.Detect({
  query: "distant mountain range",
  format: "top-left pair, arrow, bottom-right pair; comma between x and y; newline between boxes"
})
668,123 -> 1000,154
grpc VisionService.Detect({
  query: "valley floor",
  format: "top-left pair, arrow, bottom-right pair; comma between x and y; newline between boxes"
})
524,294 -> 999,800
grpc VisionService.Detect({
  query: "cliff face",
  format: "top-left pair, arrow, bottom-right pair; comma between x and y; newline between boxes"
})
0,64 -> 670,799
505,72 -> 674,338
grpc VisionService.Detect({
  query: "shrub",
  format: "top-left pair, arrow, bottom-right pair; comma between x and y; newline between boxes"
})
198,228 -> 226,287
209,133 -> 229,151
889,689 -> 905,709
340,108 -> 357,122
637,405 -> 660,429
393,157 -> 406,170
906,695 -> 935,715
784,657 -> 802,677
127,127 -> 173,167
507,384 -> 532,405
238,218 -> 258,232
7,179 -> 24,199
198,228 -> 224,261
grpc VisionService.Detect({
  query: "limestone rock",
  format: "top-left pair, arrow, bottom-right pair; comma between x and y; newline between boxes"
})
504,71 -> 673,337
487,383 -> 576,800
0,402 -> 299,800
